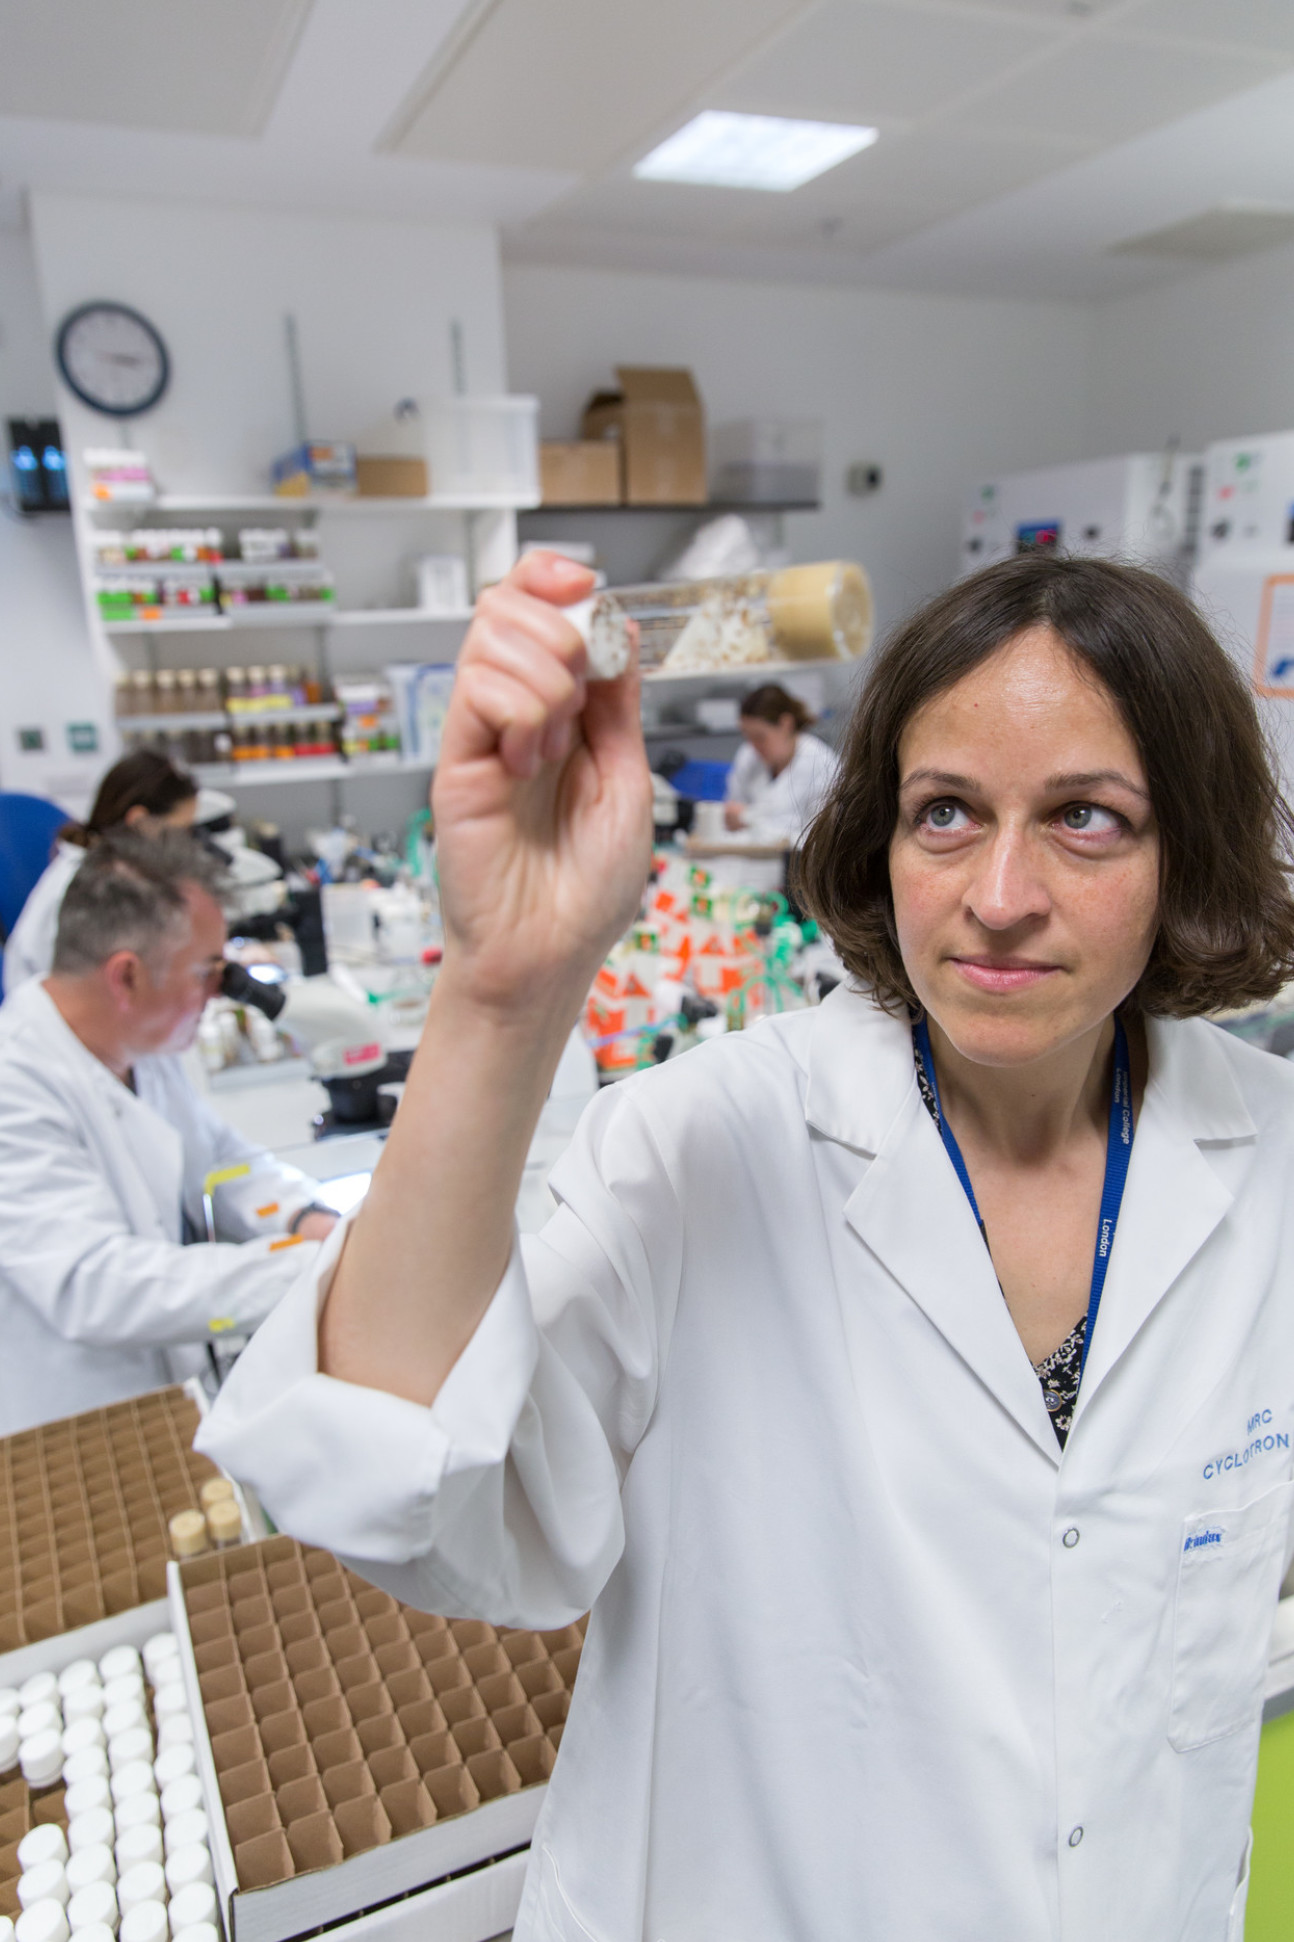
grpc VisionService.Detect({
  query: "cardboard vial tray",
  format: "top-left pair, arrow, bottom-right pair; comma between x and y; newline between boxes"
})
0,1380 -> 264,1686
170,1537 -> 584,1942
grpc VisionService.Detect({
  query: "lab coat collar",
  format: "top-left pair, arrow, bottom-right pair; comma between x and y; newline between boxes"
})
804,989 -> 1260,1463
13,979 -> 132,1099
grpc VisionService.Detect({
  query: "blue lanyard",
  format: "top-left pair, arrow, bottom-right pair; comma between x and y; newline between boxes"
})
912,1015 -> 1134,1376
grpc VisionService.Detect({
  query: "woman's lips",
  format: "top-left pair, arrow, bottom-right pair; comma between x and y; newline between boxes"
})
950,957 -> 1060,993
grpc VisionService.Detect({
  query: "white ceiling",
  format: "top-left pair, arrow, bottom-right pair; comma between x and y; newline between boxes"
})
1,0 -> 1293,301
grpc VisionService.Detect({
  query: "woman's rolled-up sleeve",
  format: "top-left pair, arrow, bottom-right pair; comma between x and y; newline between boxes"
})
196,1081 -> 682,1629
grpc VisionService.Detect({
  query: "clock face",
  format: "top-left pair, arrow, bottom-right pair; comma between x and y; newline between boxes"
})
56,302 -> 170,418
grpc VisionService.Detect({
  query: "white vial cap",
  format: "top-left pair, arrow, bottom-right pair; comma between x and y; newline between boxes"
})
16,1828 -> 68,1872
62,1690 -> 105,1728
66,1884 -> 117,1934
97,1646 -> 141,1683
102,1701 -> 147,1742
114,1793 -> 161,1833
57,1663 -> 100,1700
149,1659 -> 184,1693
172,1926 -> 218,1942
19,1703 -> 62,1742
116,1826 -> 163,1872
19,1673 -> 60,1710
0,1689 -> 19,1718
153,1745 -> 195,1789
153,1687 -> 188,1723
101,1676 -> 145,1713
64,1779 -> 112,1825
142,1633 -> 178,1669
14,1901 -> 71,1942
18,1865 -> 69,1911
167,1885 -> 216,1934
61,1747 -> 109,1788
21,1729 -> 65,1788
119,1906 -> 169,1942
164,1849 -> 212,1896
70,1927 -> 114,1942
64,1851 -> 115,1896
159,1775 -> 203,1823
0,1722 -> 19,1773
156,1718 -> 194,1753
61,1721 -> 105,1761
162,1814 -> 207,1859
109,1728 -> 155,1772
0,1918 -> 14,1942
110,1759 -> 157,1806
116,1863 -> 166,1916
66,1812 -> 116,1859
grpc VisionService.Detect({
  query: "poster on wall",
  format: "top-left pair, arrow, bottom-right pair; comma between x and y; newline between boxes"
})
1253,576 -> 1294,698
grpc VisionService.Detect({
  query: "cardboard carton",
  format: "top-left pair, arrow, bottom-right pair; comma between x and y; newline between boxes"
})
354,457 -> 429,499
539,442 -> 620,506
581,368 -> 706,505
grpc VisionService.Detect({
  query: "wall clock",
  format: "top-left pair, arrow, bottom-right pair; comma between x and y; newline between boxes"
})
55,302 -> 170,417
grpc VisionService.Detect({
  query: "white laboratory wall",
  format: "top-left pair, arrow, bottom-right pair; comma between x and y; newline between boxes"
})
1086,239 -> 1294,455
0,222 -> 106,813
503,262 -> 1096,638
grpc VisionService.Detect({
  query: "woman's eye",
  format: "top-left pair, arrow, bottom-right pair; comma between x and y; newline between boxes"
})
919,800 -> 971,832
1059,803 -> 1121,834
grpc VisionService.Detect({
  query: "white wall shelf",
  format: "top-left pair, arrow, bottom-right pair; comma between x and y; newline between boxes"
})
191,755 -> 433,788
83,493 -> 539,516
104,607 -> 472,635
117,704 -> 343,734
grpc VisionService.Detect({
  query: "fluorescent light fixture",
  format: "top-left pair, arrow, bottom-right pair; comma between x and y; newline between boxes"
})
634,110 -> 877,193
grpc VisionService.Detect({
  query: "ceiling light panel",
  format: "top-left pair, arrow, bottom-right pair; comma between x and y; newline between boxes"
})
385,0 -> 814,173
634,111 -> 877,191
0,0 -> 312,138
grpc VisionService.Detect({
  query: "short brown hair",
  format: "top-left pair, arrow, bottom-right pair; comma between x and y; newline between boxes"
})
740,683 -> 814,731
795,555 -> 1294,1017
53,830 -> 226,976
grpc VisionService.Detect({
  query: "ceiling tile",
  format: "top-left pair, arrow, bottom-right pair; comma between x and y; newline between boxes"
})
385,0 -> 813,172
827,124 -> 1092,211
717,0 -> 1062,122
1119,0 -> 1294,55
951,33 -> 1284,143
0,0 -> 312,137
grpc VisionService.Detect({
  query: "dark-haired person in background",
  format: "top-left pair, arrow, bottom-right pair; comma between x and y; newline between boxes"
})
3,748 -> 199,995
205,550 -> 1294,1941
722,680 -> 839,844
0,832 -> 335,1434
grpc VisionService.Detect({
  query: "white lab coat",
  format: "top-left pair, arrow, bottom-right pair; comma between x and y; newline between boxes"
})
0,979 -> 322,1435
3,841 -> 82,994
725,729 -> 839,844
199,986 -> 1294,1942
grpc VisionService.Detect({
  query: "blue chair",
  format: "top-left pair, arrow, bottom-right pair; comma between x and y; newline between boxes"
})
0,792 -> 68,941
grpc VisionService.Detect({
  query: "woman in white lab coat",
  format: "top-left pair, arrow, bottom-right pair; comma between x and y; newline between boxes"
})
723,680 -> 839,844
3,747 -> 198,995
203,552 -> 1294,1942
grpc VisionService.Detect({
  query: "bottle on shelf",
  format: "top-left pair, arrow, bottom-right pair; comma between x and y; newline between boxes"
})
128,670 -> 155,717
154,670 -> 178,714
225,667 -> 247,713
176,669 -> 198,715
196,668 -> 223,716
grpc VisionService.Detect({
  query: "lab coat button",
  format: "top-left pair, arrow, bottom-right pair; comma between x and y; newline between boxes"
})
1068,1826 -> 1084,1848
1062,1527 -> 1080,1548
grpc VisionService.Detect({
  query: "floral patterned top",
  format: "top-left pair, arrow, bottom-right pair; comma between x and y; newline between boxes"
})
914,1031 -> 1082,1448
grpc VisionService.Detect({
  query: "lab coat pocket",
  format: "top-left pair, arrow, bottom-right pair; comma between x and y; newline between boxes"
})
1169,1481 -> 1294,1753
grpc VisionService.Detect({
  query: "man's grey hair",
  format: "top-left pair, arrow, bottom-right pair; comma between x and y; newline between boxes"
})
52,830 -> 228,975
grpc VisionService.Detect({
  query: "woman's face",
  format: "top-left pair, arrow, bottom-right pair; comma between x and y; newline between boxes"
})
742,713 -> 798,772
888,626 -> 1160,1069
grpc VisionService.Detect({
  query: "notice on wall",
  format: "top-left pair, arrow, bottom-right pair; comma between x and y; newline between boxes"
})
1255,575 -> 1294,697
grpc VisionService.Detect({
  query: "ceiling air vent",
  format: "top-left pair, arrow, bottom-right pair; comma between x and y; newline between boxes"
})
1110,204 -> 1294,263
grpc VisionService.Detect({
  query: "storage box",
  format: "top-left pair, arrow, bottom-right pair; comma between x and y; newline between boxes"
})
169,1536 -> 582,1942
0,1381 -> 263,1686
386,663 -> 456,764
423,397 -> 539,503
581,368 -> 706,506
539,441 -> 620,506
355,456 -> 429,499
711,419 -> 821,506
271,444 -> 357,498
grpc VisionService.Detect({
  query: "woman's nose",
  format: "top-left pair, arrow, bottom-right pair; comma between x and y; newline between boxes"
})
965,829 -> 1050,931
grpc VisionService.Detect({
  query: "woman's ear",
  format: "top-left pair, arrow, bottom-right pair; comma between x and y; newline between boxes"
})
122,804 -> 149,830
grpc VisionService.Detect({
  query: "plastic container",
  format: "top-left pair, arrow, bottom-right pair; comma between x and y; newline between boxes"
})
64,1850 -> 115,1896
19,1675 -> 59,1710
66,1810 -> 116,1855
114,1795 -> 161,1835
16,1831 -> 67,1873
578,561 -> 872,679
65,1885 -> 117,1935
56,1664 -> 100,1701
98,1648 -> 141,1684
18,1864 -> 69,1911
116,1863 -> 166,1917
14,1902 -> 70,1942
423,395 -> 539,502
117,1907 -> 167,1942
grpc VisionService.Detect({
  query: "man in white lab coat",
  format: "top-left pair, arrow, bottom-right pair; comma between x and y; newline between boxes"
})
0,832 -> 335,1434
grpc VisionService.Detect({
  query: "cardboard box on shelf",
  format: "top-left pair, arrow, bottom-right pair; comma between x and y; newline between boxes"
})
581,368 -> 706,506
354,457 -> 429,499
539,442 -> 620,506
271,444 -> 357,498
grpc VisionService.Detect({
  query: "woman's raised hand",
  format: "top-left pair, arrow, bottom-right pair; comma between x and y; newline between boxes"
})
433,550 -> 655,1014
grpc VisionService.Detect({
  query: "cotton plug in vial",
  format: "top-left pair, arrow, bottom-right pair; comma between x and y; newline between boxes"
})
205,1498 -> 241,1550
169,1511 -> 208,1560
